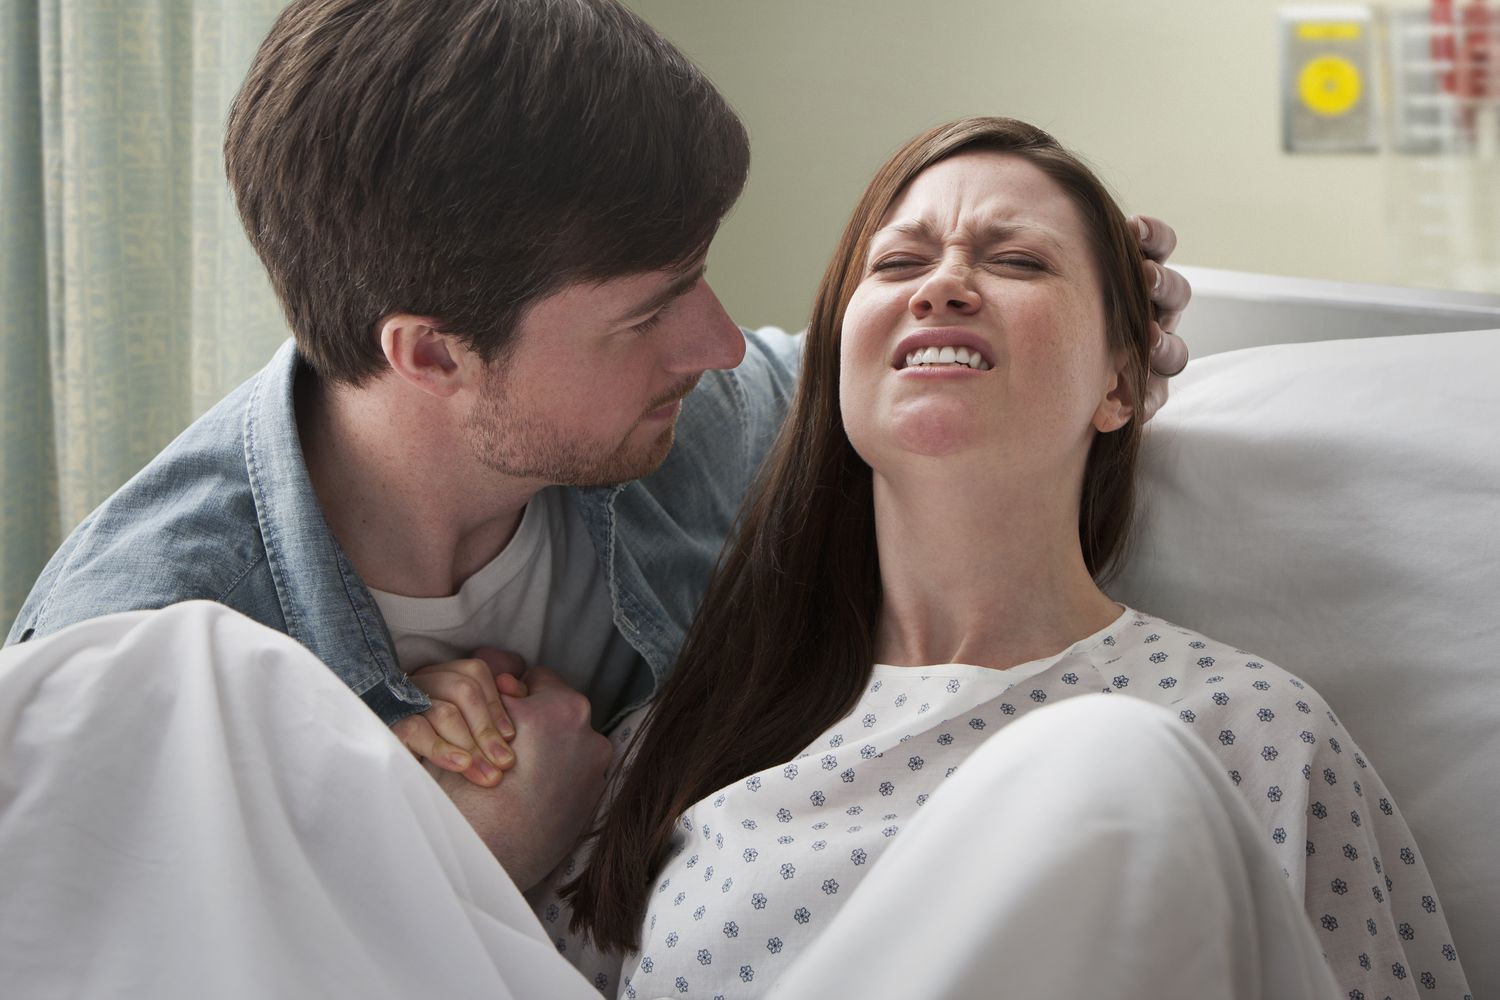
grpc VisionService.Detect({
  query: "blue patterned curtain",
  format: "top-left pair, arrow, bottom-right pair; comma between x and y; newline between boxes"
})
1,0 -> 291,630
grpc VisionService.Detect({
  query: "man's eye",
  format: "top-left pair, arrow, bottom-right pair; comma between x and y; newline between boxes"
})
991,256 -> 1044,270
631,312 -> 665,334
631,299 -> 678,335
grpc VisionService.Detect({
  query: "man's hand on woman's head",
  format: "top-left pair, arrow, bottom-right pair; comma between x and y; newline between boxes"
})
1129,214 -> 1193,422
392,647 -> 530,788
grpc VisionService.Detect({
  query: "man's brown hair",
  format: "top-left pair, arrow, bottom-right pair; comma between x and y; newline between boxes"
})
225,0 -> 750,385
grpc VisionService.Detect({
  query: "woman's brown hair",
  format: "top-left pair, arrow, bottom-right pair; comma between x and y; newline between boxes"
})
562,117 -> 1153,951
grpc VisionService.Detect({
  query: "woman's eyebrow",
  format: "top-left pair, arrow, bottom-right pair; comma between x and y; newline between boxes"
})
871,218 -> 1064,252
972,221 -> 1064,252
871,219 -> 938,244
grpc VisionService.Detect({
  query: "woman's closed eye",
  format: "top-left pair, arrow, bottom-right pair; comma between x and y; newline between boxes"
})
870,254 -> 1048,275
985,255 -> 1048,272
870,256 -> 927,274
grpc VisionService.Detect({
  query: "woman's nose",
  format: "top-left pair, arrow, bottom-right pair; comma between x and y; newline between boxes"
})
908,262 -> 981,319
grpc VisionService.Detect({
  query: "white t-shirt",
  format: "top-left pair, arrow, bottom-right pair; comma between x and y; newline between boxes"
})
369,487 -> 648,730
533,608 -> 1464,1000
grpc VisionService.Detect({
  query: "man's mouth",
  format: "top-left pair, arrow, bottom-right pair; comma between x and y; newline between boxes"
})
642,377 -> 700,419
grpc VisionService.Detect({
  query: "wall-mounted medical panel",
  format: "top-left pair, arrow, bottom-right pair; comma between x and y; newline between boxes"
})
1387,2 -> 1499,154
1281,5 -> 1382,151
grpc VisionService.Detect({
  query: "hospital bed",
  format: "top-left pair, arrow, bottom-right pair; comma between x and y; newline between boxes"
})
1111,266 -> 1500,995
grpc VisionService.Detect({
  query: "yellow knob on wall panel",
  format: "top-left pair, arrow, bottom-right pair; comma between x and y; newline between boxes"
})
1298,54 -> 1363,116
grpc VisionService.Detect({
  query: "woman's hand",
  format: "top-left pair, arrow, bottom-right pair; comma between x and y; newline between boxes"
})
1129,214 -> 1192,421
391,647 -> 530,787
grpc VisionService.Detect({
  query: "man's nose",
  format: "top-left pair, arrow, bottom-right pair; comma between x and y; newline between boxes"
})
664,280 -> 747,373
908,261 -> 981,320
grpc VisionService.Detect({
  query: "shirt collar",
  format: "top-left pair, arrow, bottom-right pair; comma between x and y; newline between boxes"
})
241,340 -> 426,719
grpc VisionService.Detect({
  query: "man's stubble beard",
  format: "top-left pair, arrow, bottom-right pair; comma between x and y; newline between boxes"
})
463,369 -> 690,488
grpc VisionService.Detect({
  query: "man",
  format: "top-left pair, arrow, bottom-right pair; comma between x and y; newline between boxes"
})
5,0 -> 1190,890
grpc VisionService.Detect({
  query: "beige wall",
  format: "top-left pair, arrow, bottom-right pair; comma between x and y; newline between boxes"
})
626,0 -> 1435,332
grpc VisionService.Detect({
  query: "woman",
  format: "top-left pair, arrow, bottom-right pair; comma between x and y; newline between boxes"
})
535,118 -> 1469,998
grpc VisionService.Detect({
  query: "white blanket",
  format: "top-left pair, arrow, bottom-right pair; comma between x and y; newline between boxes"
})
0,601 -> 599,1000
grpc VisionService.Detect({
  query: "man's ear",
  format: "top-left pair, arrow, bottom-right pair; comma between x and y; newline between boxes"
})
378,315 -> 472,399
1091,354 -> 1137,434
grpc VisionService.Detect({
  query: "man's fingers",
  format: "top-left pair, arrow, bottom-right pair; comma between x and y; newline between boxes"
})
519,664 -> 563,689
1134,214 -> 1191,335
459,759 -> 505,788
472,648 -> 530,698
410,654 -> 520,751
411,654 -> 509,698
1132,213 -> 1194,364
486,691 -> 519,753
495,671 -> 528,699
1140,320 -> 1186,424
391,714 -> 474,773
1131,214 -> 1178,263
1148,322 -> 1190,379
409,672 -> 516,772
1142,261 -> 1192,333
404,721 -> 502,789
471,646 -> 527,683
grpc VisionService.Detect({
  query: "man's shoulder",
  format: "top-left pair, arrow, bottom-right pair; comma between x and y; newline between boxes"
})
672,326 -> 800,474
8,376 -> 282,645
726,324 -> 801,424
597,326 -> 801,557
571,328 -> 801,674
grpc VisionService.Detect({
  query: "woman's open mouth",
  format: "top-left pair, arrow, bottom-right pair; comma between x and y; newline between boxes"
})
897,345 -> 992,371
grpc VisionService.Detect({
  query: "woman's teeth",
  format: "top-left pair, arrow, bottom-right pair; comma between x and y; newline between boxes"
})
902,345 -> 991,370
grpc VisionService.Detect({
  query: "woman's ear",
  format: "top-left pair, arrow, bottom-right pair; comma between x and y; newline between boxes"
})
1091,353 -> 1137,433
379,315 -> 471,399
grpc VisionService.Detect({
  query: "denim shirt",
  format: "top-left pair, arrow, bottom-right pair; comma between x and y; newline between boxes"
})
6,332 -> 800,725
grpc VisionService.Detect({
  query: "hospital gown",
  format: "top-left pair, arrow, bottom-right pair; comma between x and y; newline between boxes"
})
532,607 -> 1471,999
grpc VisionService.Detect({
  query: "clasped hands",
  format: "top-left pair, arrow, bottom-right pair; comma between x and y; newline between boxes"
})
392,647 -> 532,787
391,648 -> 614,890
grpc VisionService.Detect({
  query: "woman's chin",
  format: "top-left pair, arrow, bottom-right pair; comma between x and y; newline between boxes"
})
885,410 -> 983,458
846,399 -> 991,464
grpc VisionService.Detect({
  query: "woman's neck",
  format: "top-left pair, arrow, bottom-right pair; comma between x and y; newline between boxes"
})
870,465 -> 1121,670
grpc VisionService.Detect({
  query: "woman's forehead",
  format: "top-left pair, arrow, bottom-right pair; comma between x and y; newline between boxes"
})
876,151 -> 1082,243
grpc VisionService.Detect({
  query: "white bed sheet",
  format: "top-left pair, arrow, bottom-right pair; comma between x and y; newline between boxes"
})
0,601 -> 599,1000
1111,327 -> 1500,996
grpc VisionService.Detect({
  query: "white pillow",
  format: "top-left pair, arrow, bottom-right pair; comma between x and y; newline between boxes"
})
1110,328 -> 1499,997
